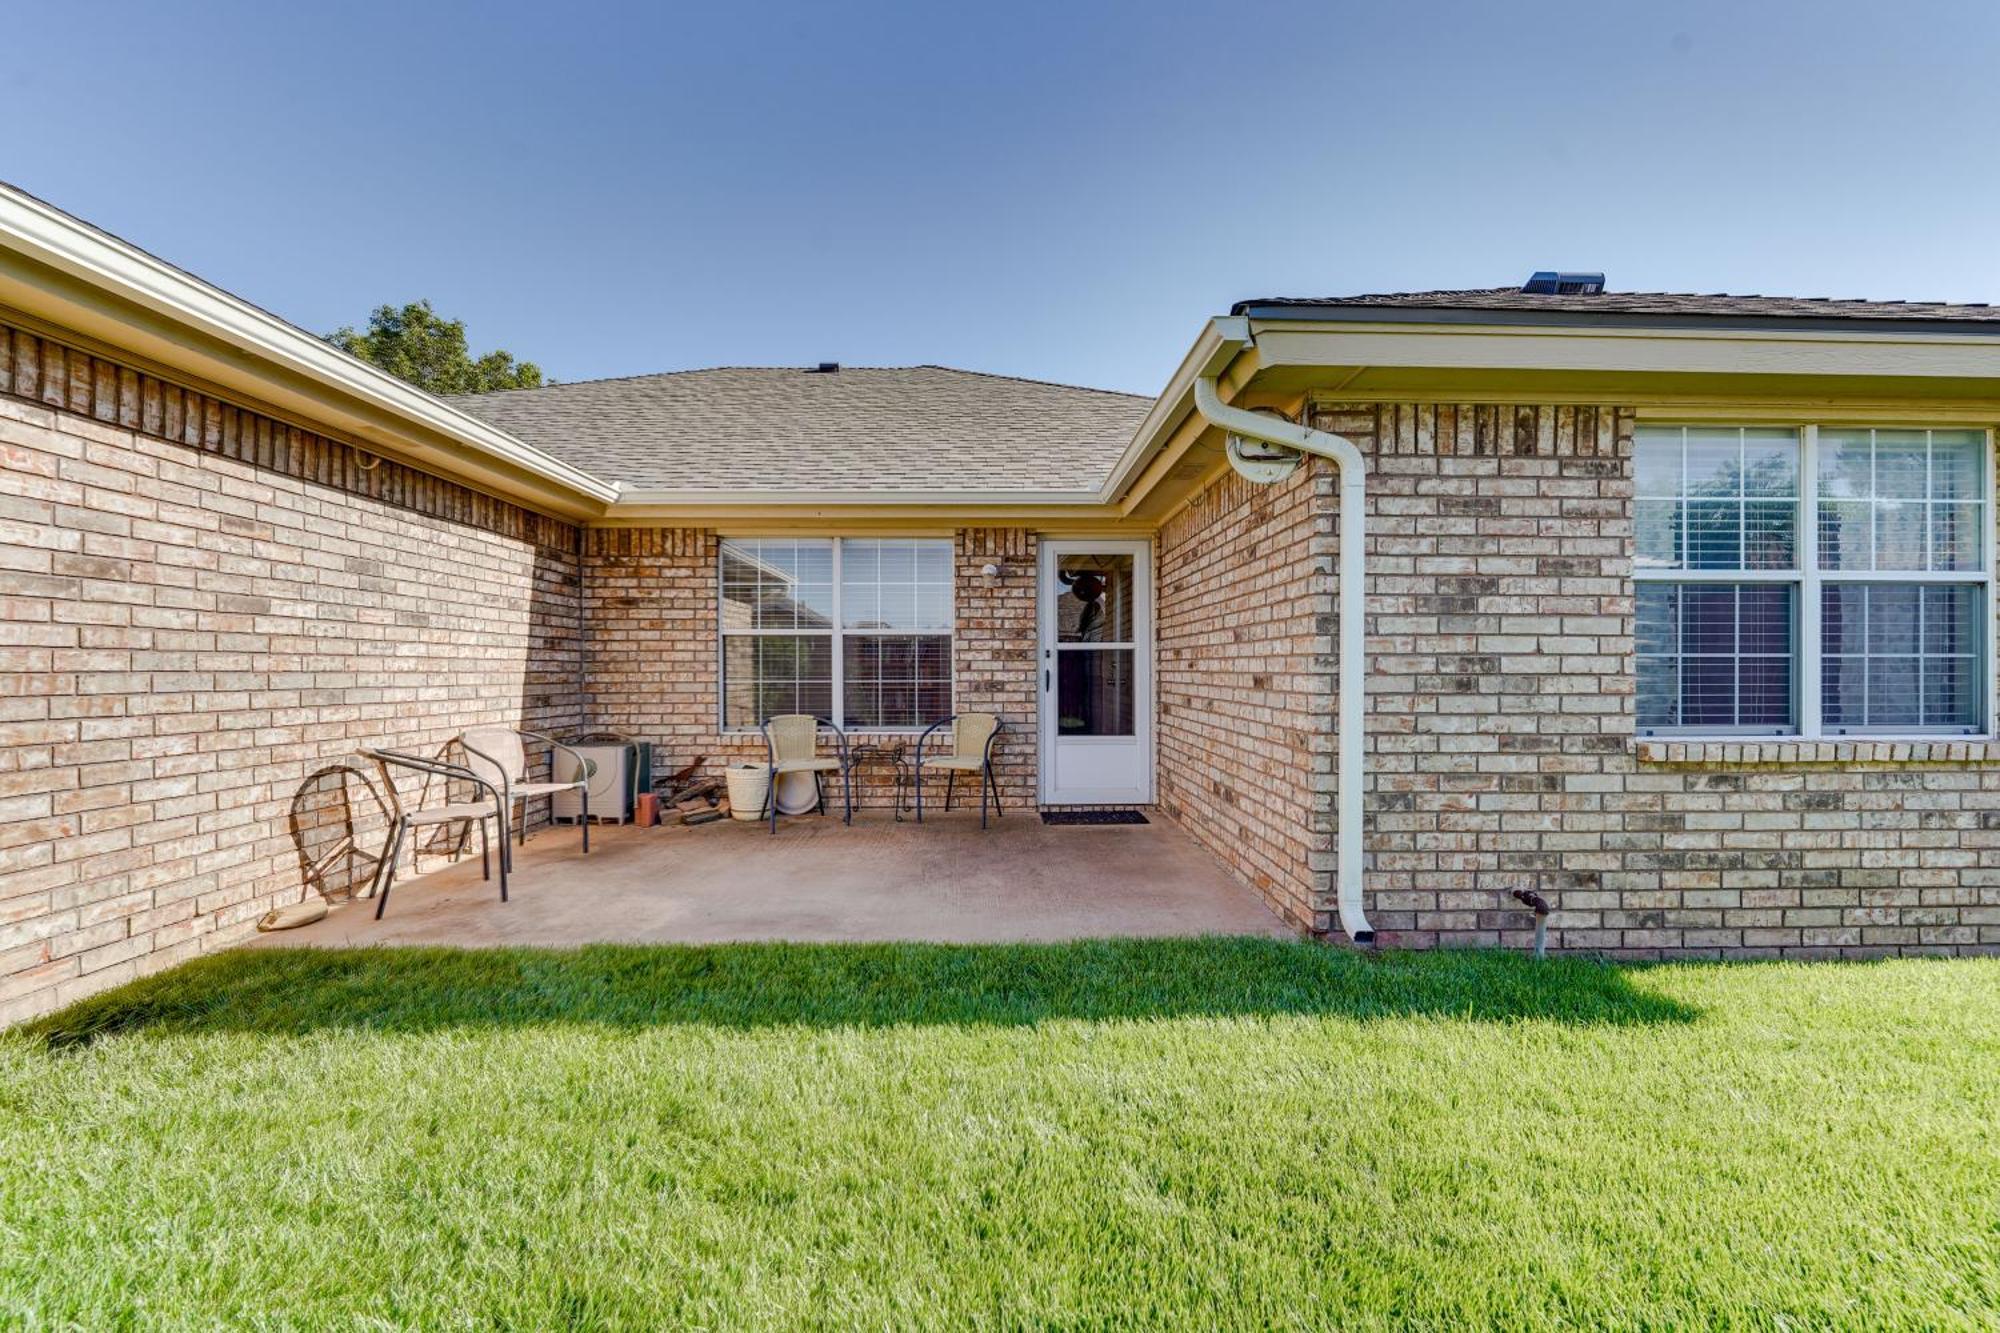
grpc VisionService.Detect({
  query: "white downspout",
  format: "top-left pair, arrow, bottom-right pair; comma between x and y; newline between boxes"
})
1192,375 -> 1375,944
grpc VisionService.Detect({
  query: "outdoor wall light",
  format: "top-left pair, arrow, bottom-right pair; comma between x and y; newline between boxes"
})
980,562 -> 1002,584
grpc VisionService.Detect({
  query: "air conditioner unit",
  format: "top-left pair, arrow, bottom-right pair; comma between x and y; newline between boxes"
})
553,743 -> 633,823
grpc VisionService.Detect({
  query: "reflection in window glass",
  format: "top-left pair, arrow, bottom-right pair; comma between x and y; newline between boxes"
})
1816,429 -> 1985,572
1056,554 -> 1135,642
1634,426 -> 1799,571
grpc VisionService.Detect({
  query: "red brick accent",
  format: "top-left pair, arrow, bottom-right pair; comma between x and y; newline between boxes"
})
0,322 -> 583,1023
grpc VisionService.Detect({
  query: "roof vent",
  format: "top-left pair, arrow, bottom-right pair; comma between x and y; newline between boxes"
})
807,361 -> 840,373
1522,271 -> 1605,295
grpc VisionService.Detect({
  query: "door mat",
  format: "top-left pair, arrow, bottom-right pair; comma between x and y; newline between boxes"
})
1040,809 -> 1148,826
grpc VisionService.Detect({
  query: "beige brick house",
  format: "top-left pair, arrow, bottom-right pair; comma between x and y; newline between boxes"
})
3,186 -> 1998,1020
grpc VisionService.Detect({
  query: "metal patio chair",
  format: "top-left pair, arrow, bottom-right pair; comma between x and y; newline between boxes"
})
363,748 -> 509,919
913,713 -> 1004,828
758,714 -> 851,834
459,726 -> 596,865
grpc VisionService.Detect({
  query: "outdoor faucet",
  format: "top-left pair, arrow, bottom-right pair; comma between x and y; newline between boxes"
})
1511,889 -> 1551,960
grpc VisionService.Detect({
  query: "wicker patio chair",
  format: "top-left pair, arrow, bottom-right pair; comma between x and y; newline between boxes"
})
758,714 -> 851,834
913,713 -> 1003,828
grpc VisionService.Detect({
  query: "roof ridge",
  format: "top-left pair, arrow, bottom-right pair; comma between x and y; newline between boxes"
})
453,363 -> 1146,400
912,364 -> 1149,400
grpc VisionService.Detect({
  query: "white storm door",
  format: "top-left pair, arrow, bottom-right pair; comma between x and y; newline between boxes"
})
1038,539 -> 1152,804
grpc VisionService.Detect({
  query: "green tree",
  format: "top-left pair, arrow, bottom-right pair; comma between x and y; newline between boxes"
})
326,300 -> 545,394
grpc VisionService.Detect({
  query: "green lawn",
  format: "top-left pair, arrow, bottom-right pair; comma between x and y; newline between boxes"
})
2,941 -> 1995,1328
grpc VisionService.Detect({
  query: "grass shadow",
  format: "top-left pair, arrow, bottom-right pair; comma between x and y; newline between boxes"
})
19,939 -> 1700,1051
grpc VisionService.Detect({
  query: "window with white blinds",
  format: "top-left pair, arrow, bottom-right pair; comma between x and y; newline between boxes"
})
719,538 -> 953,731
1634,425 -> 1991,738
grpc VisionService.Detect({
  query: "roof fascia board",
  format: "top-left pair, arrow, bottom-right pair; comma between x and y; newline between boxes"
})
0,186 -> 617,514
1098,316 -> 1253,506
1247,319 -> 2000,380
1097,316 -> 1248,502
1234,302 -> 2000,340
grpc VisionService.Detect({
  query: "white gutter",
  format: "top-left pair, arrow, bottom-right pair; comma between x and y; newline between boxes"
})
1192,372 -> 1375,944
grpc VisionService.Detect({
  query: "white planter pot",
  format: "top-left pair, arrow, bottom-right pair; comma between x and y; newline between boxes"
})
725,765 -> 770,821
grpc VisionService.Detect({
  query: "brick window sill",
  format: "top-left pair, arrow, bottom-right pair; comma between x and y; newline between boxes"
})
1632,738 -> 2000,767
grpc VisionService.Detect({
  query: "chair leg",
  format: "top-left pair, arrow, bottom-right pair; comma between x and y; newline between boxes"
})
914,761 -> 924,823
479,817 -> 489,881
369,822 -> 398,900
768,766 -> 779,835
989,763 -> 1003,817
843,763 -> 853,826
374,818 -> 409,920
980,767 -> 990,830
497,817 -> 509,903
946,771 -> 956,812
581,784 -> 590,854
814,771 -> 826,817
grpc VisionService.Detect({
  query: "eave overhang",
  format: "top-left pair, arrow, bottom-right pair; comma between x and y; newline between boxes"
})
1111,311 -> 2000,520
0,184 -> 617,522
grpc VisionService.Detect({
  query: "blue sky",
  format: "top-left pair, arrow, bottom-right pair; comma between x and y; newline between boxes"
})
7,1 -> 2000,394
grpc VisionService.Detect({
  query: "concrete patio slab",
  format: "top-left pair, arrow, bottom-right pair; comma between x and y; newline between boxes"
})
256,808 -> 1294,949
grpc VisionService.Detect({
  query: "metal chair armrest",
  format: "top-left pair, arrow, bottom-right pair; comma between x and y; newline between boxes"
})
817,717 -> 852,768
366,749 -> 506,806
913,715 -> 956,768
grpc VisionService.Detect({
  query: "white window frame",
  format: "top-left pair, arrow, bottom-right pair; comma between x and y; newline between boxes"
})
717,536 -> 956,734
1634,423 -> 1997,741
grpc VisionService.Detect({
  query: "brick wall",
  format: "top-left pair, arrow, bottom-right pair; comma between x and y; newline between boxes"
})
0,324 -> 583,1023
1311,399 -> 1999,958
1156,463 -> 1331,931
582,527 -> 1037,809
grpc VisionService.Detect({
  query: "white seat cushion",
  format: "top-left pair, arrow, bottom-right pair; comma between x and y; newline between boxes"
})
921,756 -> 987,772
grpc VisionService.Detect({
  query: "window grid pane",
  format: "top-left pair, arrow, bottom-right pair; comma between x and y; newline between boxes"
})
1815,429 -> 1986,573
1635,583 -> 1797,734
1634,426 -> 1800,573
1821,582 -> 1982,734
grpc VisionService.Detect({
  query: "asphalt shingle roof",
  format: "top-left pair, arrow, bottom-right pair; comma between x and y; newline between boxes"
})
449,366 -> 1150,492
1234,288 -> 2000,322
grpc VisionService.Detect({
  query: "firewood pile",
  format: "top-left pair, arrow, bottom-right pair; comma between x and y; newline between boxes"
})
652,756 -> 730,825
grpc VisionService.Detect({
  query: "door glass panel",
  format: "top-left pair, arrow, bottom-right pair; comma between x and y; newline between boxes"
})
1056,554 -> 1134,643
1057,647 -> 1134,736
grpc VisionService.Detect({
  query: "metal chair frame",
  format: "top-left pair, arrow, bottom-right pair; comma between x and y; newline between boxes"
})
459,727 -> 596,864
364,748 -> 509,919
